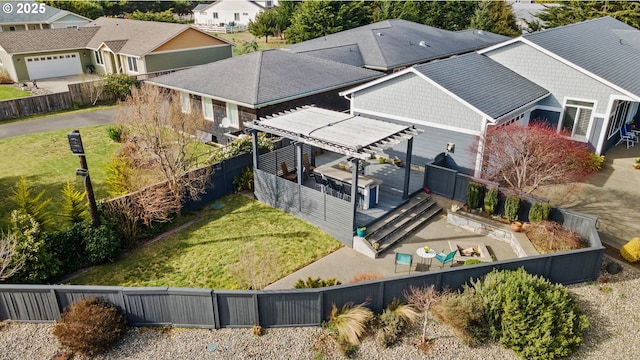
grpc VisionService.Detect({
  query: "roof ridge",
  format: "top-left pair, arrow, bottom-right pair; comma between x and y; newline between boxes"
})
252,50 -> 265,105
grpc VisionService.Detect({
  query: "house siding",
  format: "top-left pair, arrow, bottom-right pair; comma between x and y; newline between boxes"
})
145,45 -> 232,74
485,42 -> 624,115
355,112 -> 480,175
153,29 -> 227,52
352,73 -> 484,132
51,14 -> 90,29
195,0 -> 264,26
12,49 -> 92,81
257,85 -> 354,119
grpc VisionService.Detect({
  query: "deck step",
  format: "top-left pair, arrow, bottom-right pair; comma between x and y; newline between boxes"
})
363,194 -> 442,256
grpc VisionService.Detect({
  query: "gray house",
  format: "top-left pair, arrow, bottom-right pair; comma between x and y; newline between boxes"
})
0,2 -> 90,32
341,52 -> 549,175
479,16 -> 640,155
283,19 -> 510,73
148,49 -> 383,144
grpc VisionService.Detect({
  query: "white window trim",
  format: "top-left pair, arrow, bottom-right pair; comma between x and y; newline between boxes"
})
202,97 -> 213,121
181,92 -> 191,114
126,56 -> 138,73
95,50 -> 103,65
558,97 -> 596,143
226,102 -> 239,128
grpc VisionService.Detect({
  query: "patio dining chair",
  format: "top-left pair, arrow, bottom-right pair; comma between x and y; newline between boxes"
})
313,172 -> 327,191
434,250 -> 457,268
327,178 -> 342,197
624,123 -> 640,139
616,128 -> 635,148
340,183 -> 352,201
395,253 -> 413,273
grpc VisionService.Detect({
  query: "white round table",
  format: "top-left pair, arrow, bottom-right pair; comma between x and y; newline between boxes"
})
416,247 -> 436,269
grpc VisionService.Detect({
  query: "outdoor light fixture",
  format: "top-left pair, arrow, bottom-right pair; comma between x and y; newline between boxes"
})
76,168 -> 88,177
446,143 -> 455,153
67,130 -> 85,155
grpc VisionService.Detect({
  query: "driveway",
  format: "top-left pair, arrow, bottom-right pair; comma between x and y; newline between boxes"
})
35,74 -> 101,94
0,108 -> 116,140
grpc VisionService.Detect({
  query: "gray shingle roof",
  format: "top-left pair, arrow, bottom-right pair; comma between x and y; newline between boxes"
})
148,49 -> 383,108
192,3 -> 212,11
102,40 -> 128,53
523,16 -> 640,97
413,53 -> 549,120
0,27 -> 98,54
0,2 -> 61,23
284,19 -> 510,71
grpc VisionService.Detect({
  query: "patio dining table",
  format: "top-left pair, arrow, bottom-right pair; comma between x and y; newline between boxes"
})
314,164 -> 382,209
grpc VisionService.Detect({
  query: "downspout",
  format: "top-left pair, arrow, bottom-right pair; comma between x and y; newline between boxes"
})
475,118 -> 491,178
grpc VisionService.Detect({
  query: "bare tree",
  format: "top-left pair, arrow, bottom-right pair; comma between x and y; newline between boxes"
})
0,231 -> 24,281
403,285 -> 444,344
479,123 -> 595,194
114,85 -> 213,219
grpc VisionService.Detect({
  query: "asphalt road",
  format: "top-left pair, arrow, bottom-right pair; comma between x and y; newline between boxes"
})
0,108 -> 116,140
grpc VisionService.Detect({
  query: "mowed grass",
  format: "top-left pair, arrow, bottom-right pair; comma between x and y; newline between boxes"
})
68,194 -> 343,289
0,125 -> 120,229
0,85 -> 30,100
214,31 -> 288,55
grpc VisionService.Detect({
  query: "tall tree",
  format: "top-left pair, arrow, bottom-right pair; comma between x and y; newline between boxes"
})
471,0 -> 519,37
479,123 -> 596,194
371,0 -> 478,30
538,1 -> 640,29
284,0 -> 370,44
249,8 -> 278,43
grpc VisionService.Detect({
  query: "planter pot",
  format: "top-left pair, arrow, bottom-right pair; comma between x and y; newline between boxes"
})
511,221 -> 523,232
356,227 -> 366,237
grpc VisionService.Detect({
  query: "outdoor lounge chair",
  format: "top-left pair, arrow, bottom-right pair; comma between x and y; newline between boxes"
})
434,250 -> 457,268
395,253 -> 413,273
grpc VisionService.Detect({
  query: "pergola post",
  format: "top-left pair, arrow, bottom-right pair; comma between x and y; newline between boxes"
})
403,137 -> 413,199
251,129 -> 259,171
296,142 -> 303,185
351,158 -> 359,231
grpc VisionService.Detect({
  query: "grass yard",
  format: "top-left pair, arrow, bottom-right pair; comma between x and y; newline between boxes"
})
0,125 -> 120,229
214,31 -> 288,55
0,85 -> 30,100
68,194 -> 343,289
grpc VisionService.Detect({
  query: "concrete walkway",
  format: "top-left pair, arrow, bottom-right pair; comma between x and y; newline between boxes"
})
0,108 -> 116,139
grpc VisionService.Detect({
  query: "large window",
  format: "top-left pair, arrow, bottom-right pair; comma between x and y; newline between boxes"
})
95,50 -> 103,65
560,100 -> 594,141
212,12 -> 218,19
234,13 -> 240,21
607,100 -> 631,138
226,103 -> 239,127
181,92 -> 191,114
126,56 -> 138,73
202,97 -> 213,120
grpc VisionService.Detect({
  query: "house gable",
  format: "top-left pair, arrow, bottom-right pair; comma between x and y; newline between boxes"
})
153,28 -> 227,53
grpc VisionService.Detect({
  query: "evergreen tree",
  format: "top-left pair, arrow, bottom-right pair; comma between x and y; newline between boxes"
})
61,181 -> 87,226
9,177 -> 51,231
249,8 -> 278,43
538,1 -> 640,29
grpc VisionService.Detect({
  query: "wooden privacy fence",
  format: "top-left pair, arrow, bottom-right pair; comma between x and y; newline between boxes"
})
0,92 -> 72,120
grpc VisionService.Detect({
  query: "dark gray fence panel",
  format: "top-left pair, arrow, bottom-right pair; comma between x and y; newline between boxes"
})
254,169 -> 279,208
552,209 -> 598,241
546,250 -> 604,285
123,287 -> 172,326
216,292 -> 259,327
257,291 -> 322,327
424,164 -> 457,197
54,286 -> 126,313
453,173 -> 472,203
325,196 -> 354,229
322,282 -> 382,317
167,288 -> 216,328
0,286 -> 59,321
300,186 -> 325,220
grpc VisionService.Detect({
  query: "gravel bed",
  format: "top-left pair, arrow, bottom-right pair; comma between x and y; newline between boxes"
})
1,257 -> 638,360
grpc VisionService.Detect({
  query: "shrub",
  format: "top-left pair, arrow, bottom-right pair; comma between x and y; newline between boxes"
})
9,211 -> 59,283
375,299 -> 419,348
294,277 -> 342,288
350,272 -> 384,283
620,237 -> 640,263
528,202 -> 551,222
325,303 -> 373,355
233,167 -> 254,192
463,259 -> 484,266
53,297 -> 128,356
0,68 -> 13,84
588,153 -> 605,171
209,133 -> 274,162
45,223 -> 89,276
101,73 -> 139,101
104,156 -> 134,197
106,124 -> 124,142
466,182 -> 485,210
252,324 -> 263,336
526,221 -> 585,254
483,188 -> 499,215
83,222 -> 121,264
431,291 -> 488,346
504,195 -> 520,222
471,268 -> 589,359
9,177 -> 51,231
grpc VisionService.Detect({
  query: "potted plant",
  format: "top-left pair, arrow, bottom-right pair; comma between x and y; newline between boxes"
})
356,227 -> 366,237
372,241 -> 380,250
633,158 -> 640,170
511,221 -> 523,232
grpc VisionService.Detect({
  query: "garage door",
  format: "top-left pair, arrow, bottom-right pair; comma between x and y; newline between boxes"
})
25,52 -> 83,80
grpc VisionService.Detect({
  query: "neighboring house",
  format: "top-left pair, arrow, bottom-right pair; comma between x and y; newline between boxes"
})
192,0 -> 275,27
340,52 -> 549,175
283,19 -> 510,73
0,1 -> 90,32
0,17 -> 232,82
147,49 -> 383,144
479,16 -> 640,155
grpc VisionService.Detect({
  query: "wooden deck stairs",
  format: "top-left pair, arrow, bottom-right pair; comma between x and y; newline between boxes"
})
365,193 -> 442,257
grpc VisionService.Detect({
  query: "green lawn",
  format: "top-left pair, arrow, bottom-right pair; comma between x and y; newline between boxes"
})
0,85 -> 30,100
214,31 -> 288,56
0,125 -> 120,229
68,194 -> 343,289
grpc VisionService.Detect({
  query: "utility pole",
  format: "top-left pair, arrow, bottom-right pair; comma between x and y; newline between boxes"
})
67,130 -> 101,227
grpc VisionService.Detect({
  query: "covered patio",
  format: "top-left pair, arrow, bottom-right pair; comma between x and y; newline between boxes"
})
244,106 -> 422,247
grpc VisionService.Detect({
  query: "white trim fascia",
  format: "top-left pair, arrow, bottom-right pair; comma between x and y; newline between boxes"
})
148,43 -> 230,55
146,81 -> 257,109
12,47 -> 87,55
477,37 -> 523,55
410,69 -> 496,122
494,93 -> 551,123
518,38 -> 640,102
351,106 -> 483,136
531,104 -> 562,112
339,67 -> 414,96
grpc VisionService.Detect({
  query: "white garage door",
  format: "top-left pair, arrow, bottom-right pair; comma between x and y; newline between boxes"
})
25,52 -> 83,80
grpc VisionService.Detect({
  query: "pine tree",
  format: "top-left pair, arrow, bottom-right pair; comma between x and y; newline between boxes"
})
9,177 -> 51,230
61,181 -> 87,226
